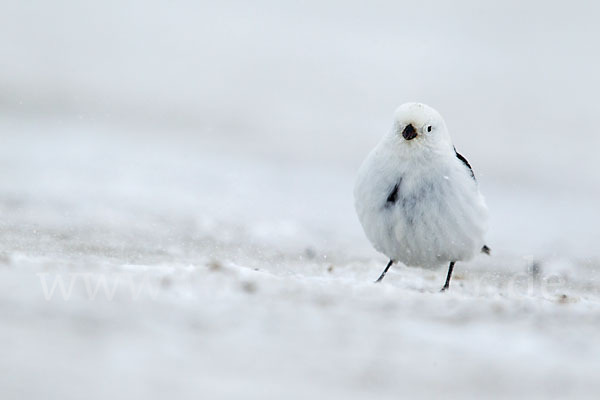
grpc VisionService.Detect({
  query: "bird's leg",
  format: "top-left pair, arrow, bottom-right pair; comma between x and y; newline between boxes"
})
374,259 -> 394,283
440,261 -> 456,292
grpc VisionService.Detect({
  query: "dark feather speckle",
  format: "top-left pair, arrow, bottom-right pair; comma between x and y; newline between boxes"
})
385,178 -> 402,207
454,147 -> 476,180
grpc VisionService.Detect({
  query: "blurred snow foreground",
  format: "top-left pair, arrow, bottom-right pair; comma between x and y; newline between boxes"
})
0,116 -> 599,400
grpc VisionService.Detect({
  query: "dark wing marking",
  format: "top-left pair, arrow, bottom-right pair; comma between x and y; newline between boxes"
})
454,147 -> 476,180
385,179 -> 402,206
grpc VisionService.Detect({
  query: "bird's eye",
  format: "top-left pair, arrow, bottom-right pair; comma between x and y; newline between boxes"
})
427,125 -> 432,132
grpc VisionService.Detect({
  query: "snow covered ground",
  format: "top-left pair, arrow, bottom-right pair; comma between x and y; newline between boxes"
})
2,1 -> 600,399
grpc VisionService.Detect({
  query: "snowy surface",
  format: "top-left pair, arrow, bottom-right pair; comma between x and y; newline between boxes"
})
2,1 -> 600,399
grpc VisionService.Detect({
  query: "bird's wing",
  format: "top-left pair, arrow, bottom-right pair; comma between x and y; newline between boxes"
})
453,149 -> 489,255
453,147 -> 476,181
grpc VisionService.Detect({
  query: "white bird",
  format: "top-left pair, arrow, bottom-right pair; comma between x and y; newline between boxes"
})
354,103 -> 490,291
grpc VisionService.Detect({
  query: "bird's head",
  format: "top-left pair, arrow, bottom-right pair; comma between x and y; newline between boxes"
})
390,103 -> 452,152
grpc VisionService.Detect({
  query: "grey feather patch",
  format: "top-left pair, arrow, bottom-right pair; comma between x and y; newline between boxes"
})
385,178 -> 402,207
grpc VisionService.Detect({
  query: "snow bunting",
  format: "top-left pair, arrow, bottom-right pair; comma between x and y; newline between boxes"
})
354,103 -> 490,291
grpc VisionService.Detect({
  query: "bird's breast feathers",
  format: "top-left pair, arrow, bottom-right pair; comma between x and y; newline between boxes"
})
355,149 -> 488,267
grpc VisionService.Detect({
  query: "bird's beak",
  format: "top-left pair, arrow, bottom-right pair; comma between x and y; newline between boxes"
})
402,124 -> 417,141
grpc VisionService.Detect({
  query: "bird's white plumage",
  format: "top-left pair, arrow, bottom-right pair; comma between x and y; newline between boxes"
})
354,103 -> 489,268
